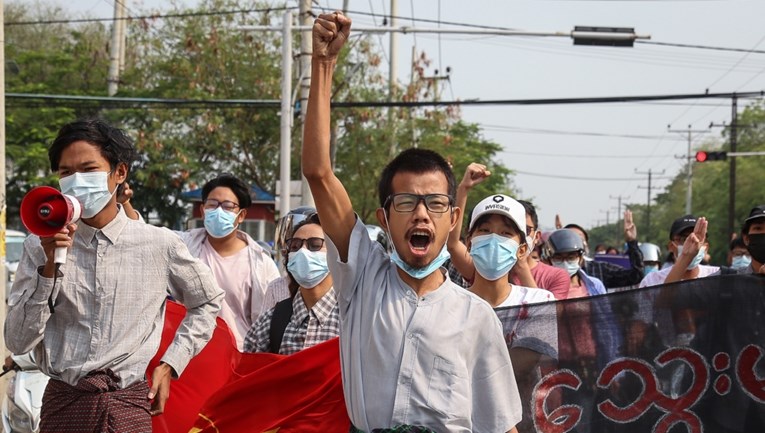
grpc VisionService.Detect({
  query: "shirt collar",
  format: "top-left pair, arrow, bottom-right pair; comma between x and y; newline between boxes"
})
76,205 -> 129,244
291,287 -> 337,327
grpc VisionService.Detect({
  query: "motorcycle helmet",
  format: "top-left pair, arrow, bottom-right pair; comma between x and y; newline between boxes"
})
639,242 -> 662,263
543,229 -> 585,261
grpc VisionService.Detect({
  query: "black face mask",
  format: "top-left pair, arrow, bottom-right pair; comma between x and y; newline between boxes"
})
747,233 -> 765,264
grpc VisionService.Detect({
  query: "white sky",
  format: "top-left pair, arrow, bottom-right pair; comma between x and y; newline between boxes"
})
65,0 -> 765,232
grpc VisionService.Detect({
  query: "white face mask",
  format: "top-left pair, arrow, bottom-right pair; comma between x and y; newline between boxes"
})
59,171 -> 117,218
552,258 -> 581,277
675,244 -> 705,270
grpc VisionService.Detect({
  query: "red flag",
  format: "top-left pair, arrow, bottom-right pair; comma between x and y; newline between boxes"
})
189,337 -> 350,433
147,300 -> 241,433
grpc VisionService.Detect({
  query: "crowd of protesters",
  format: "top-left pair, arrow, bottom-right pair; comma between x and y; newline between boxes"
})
3,10 -> 765,433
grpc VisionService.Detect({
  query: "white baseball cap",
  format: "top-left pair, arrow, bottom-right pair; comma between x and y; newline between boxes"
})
469,194 -> 527,237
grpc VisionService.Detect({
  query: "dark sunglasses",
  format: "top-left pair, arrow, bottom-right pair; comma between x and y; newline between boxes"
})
285,237 -> 325,252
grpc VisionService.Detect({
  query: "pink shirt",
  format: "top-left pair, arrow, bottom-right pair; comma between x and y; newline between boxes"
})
200,242 -> 253,350
512,261 -> 571,300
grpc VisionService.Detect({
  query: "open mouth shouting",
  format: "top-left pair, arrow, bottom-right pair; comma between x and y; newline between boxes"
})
408,228 -> 434,258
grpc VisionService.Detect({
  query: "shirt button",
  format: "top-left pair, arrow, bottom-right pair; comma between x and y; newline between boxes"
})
408,333 -> 415,339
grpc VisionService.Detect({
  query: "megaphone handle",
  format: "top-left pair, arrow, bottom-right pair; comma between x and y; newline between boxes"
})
54,247 -> 67,265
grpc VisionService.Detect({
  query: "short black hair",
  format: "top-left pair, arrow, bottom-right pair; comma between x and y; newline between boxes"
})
201,173 -> 252,209
730,237 -> 747,251
49,118 -> 137,174
564,223 -> 589,242
518,199 -> 538,229
378,148 -> 456,211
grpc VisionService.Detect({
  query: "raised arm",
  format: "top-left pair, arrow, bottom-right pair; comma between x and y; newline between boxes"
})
302,12 -> 356,262
447,163 -> 490,282
665,217 -> 707,284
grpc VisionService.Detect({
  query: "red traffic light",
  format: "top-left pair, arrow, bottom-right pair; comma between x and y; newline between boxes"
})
695,150 -> 727,162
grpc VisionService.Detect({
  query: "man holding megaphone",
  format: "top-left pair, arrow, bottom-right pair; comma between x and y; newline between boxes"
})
5,118 -> 224,433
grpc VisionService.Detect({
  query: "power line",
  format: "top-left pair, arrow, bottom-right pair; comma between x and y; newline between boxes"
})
482,124 -> 684,141
636,40 -> 765,55
4,7 -> 291,26
513,169 -> 674,182
501,150 -> 675,159
6,90 -> 764,109
8,5 -> 765,59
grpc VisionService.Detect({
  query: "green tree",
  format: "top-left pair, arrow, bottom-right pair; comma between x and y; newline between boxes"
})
588,100 -> 765,265
6,0 -> 517,232
5,2 -> 112,229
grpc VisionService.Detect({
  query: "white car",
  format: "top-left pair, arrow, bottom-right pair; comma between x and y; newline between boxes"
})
5,230 -> 26,287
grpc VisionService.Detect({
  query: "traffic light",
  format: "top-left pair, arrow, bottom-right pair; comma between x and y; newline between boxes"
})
695,151 -> 727,162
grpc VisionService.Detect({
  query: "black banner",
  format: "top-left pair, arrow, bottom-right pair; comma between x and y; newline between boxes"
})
495,274 -> 765,433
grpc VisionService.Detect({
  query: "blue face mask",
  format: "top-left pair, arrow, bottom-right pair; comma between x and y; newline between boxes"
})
288,249 -> 329,288
676,244 -> 705,270
59,171 -> 117,219
469,234 -> 519,281
552,258 -> 581,277
383,210 -> 450,280
390,245 -> 450,280
204,207 -> 240,238
644,264 -> 660,276
731,255 -> 752,270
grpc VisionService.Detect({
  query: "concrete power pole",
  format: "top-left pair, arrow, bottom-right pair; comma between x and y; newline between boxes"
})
668,125 -> 707,215
728,95 -> 738,238
636,168 -> 665,240
118,0 -> 127,73
0,0 -> 7,366
107,0 -> 126,96
299,0 -> 314,207
387,0 -> 398,156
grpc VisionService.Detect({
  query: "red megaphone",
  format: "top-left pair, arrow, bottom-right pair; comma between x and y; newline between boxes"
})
20,186 -> 82,264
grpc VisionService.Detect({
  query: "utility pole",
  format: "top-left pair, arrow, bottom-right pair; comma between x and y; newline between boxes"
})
118,0 -> 127,73
298,0 -> 314,207
729,95 -> 738,237
107,0 -> 126,96
636,168 -> 665,241
278,11 -> 293,217
668,125 -> 708,215
0,0 -> 7,368
389,0 -> 398,101
387,0 -> 398,157
610,194 -> 629,242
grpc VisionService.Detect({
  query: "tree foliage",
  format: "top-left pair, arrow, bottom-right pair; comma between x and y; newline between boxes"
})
5,0 -> 516,233
588,101 -> 765,264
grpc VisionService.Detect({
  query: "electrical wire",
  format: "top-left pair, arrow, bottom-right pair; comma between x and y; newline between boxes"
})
7,90 -> 763,109
512,169 -> 675,182
4,7 -> 293,26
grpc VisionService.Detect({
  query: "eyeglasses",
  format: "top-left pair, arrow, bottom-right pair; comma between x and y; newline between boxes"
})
385,193 -> 452,213
204,199 -> 240,212
285,237 -> 325,252
552,252 -> 582,262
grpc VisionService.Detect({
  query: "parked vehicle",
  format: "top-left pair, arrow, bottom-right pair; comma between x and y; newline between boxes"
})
2,353 -> 48,433
5,230 -> 26,286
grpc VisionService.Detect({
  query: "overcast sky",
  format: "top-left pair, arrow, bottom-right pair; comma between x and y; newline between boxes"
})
66,0 -> 765,233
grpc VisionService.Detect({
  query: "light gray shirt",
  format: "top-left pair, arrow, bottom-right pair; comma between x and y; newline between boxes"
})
326,218 -> 522,433
5,208 -> 224,388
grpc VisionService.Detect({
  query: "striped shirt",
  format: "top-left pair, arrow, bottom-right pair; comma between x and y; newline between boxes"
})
243,288 -> 339,355
5,208 -> 224,388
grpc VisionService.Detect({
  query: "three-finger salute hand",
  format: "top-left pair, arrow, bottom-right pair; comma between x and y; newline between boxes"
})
623,210 -> 637,242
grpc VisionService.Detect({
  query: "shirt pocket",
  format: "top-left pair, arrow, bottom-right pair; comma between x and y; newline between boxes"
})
426,356 -> 466,417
